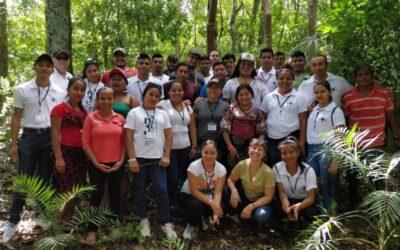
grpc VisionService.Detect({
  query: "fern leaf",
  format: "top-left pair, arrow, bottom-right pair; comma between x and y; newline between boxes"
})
35,233 -> 75,250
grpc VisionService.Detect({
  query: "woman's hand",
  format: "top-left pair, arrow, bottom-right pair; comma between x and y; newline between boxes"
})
55,158 -> 66,174
8,145 -> 18,163
228,145 -> 238,158
209,214 -> 220,226
282,199 -> 291,215
240,204 -> 254,219
129,160 -> 140,173
194,97 -> 205,105
209,200 -> 223,217
230,189 -> 241,208
159,156 -> 170,167
189,147 -> 196,159
95,163 -> 111,173
288,203 -> 302,221
110,160 -> 124,172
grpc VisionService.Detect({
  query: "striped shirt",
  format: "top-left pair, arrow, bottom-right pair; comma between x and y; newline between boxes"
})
342,83 -> 393,147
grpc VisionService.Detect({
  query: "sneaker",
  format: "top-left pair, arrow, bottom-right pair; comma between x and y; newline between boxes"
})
201,216 -> 209,231
183,223 -> 195,239
1,223 -> 16,243
140,219 -> 151,237
161,222 -> 177,239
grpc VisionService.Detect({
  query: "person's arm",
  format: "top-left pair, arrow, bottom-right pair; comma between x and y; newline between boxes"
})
51,116 -> 65,173
226,174 -> 240,208
276,182 -> 291,216
8,108 -> 23,162
125,128 -> 140,172
210,174 -> 226,224
386,110 -> 400,149
222,130 -> 238,158
160,128 -> 172,167
241,186 -> 275,219
188,112 -> 197,158
111,122 -> 125,171
288,188 -> 316,221
299,111 -> 308,152
130,95 -> 140,108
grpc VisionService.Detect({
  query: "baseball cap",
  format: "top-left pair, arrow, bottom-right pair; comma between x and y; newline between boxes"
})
113,47 -> 127,56
35,54 -> 54,66
207,78 -> 222,88
109,67 -> 128,82
188,48 -> 201,58
167,54 -> 178,62
52,49 -> 70,59
240,52 -> 255,62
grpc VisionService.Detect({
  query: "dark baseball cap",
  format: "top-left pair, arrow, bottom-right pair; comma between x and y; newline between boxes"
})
167,54 -> 178,62
113,47 -> 127,56
34,54 -> 54,66
52,49 -> 70,59
188,48 -> 201,59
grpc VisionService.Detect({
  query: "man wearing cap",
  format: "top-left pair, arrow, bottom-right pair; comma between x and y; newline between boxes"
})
186,48 -> 205,87
163,54 -> 178,77
102,47 -> 137,86
256,48 -> 277,93
127,53 -> 164,105
150,54 -> 170,84
50,49 -> 73,90
2,54 -> 66,243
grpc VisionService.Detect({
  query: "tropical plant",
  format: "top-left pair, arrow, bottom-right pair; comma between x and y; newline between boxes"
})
295,126 -> 400,250
10,174 -> 115,250
0,77 -> 14,152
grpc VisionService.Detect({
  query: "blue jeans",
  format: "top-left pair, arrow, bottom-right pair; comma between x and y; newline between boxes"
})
134,158 -> 170,224
168,147 -> 191,203
307,144 -> 338,210
9,129 -> 53,224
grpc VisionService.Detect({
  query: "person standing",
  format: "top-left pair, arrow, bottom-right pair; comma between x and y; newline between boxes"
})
273,51 -> 285,71
150,54 -> 170,84
163,54 -> 178,77
256,48 -> 277,92
102,47 -> 137,86
50,49 -> 73,90
81,60 -> 106,113
290,51 -> 310,89
3,54 -> 66,243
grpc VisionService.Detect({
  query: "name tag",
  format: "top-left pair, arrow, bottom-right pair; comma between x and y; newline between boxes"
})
207,122 -> 217,131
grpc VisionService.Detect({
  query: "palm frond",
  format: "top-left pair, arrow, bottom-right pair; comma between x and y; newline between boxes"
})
35,233 -> 75,250
51,185 -> 96,211
360,191 -> 400,230
66,206 -> 115,229
12,174 -> 56,210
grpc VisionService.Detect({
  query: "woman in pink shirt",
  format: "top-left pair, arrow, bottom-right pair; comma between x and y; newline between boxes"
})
82,87 -> 125,244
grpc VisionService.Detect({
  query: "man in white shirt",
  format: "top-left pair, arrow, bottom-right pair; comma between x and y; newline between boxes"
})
3,54 -> 66,243
50,49 -> 73,90
256,48 -> 277,92
127,53 -> 164,105
150,54 -> 170,84
298,55 -> 352,107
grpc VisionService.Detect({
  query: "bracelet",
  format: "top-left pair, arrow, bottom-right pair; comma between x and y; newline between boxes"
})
128,158 -> 137,163
208,199 -> 213,205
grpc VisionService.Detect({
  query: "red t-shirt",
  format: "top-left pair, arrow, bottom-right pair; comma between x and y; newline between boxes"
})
51,102 -> 86,147
102,67 -> 137,86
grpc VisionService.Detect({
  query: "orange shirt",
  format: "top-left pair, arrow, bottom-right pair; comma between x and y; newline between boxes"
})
343,83 -> 393,147
82,111 -> 125,163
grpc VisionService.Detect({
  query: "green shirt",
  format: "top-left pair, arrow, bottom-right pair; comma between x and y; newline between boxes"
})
230,159 -> 275,201
293,73 -> 310,89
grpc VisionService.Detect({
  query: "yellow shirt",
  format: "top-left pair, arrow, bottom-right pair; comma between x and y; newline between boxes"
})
230,159 -> 275,201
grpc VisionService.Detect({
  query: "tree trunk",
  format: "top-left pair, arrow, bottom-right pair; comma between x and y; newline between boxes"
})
228,0 -> 239,54
175,0 -> 181,58
206,0 -> 218,54
307,0 -> 318,37
262,0 -> 272,48
0,0 -> 8,78
45,0 -> 72,72
248,0 -> 260,48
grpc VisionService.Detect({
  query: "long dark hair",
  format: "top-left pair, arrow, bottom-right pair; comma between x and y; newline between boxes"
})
82,59 -> 100,79
142,83 -> 162,102
67,77 -> 87,114
278,136 -> 306,172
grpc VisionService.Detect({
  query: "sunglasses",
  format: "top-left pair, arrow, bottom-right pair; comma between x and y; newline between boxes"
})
56,56 -> 69,61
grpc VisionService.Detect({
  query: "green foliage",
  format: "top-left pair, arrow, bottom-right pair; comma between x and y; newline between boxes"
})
96,219 -> 141,244
0,77 -> 14,151
162,236 -> 186,250
35,234 -> 76,250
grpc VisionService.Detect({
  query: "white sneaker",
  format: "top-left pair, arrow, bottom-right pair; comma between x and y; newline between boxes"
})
161,222 -> 177,239
183,223 -> 196,239
1,223 -> 16,243
140,219 -> 151,237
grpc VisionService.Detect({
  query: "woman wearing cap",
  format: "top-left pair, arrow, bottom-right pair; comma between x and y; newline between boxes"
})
82,60 -> 106,113
158,80 -> 197,205
222,53 -> 269,109
193,78 -> 229,163
260,64 -> 308,167
223,138 -> 275,231
221,84 -> 265,172
125,83 -> 177,239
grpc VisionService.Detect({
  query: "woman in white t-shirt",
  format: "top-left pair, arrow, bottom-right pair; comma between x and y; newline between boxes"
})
179,140 -> 226,239
159,80 -> 197,205
273,136 -> 320,222
81,60 -> 106,113
307,81 -> 345,212
125,83 -> 177,239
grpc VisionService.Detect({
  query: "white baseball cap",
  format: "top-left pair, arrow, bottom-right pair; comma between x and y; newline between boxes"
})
240,52 -> 255,62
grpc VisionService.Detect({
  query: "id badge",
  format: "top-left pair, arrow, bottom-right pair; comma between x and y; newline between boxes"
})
207,122 -> 217,131
35,112 -> 47,123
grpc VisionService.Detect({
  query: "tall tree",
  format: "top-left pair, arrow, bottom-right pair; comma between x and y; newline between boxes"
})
45,0 -> 72,70
0,0 -> 8,77
206,0 -> 218,54
175,0 -> 181,58
307,0 -> 318,37
228,0 -> 240,54
248,0 -> 260,48
262,0 -> 272,48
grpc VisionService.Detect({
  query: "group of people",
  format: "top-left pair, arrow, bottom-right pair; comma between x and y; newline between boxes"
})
2,46 -> 399,244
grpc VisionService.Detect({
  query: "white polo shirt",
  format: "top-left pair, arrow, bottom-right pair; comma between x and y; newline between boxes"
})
127,75 -> 164,105
256,67 -> 277,92
150,73 -> 170,85
298,72 -> 353,107
50,69 -> 73,90
222,77 -> 269,109
273,161 -> 317,200
13,79 -> 66,128
260,88 -> 307,139
307,102 -> 346,145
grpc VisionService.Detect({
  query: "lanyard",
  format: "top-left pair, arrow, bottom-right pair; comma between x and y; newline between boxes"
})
206,99 -> 219,120
313,110 -> 321,130
172,102 -> 185,125
37,84 -> 50,111
276,95 -> 291,109
144,107 -> 156,129
137,80 -> 146,96
202,163 -> 215,191
261,72 -> 273,84
287,174 -> 300,195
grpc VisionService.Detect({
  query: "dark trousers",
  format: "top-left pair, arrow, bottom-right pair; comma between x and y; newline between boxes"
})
9,129 -> 53,224
222,186 -> 273,228
178,193 -> 213,227
272,197 -> 320,221
267,130 -> 300,167
88,161 -> 123,230
168,147 -> 191,203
